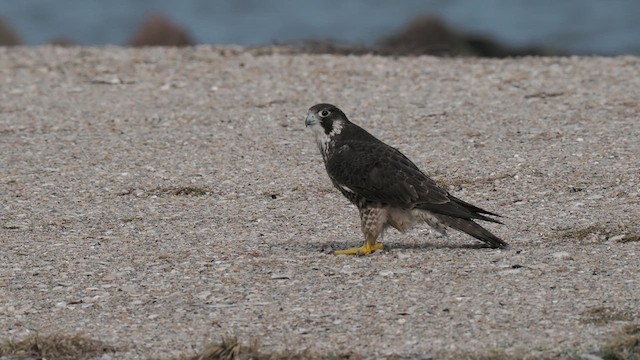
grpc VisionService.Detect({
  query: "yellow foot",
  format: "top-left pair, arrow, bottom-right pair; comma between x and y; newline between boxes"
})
334,242 -> 384,256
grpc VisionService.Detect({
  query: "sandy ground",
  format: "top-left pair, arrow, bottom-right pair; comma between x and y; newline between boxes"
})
1,47 -> 639,359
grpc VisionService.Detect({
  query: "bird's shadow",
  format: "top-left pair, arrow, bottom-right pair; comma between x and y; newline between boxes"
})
388,241 -> 494,250
319,239 -> 501,253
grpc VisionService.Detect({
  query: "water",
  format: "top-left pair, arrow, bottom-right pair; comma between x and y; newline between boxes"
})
1,0 -> 639,54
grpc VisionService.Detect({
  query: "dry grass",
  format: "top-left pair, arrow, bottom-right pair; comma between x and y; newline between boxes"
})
617,234 -> 640,243
599,323 -> 640,360
170,186 -> 210,196
582,307 -> 633,325
181,337 -> 354,360
559,224 -> 610,241
119,186 -> 212,197
186,338 -> 246,360
558,221 -> 640,243
441,349 -> 521,360
0,330 -> 637,360
0,333 -> 116,360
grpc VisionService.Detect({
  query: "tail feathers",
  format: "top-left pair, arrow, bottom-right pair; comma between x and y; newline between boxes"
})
434,214 -> 508,248
471,212 -> 504,225
418,196 -> 503,225
450,196 -> 503,223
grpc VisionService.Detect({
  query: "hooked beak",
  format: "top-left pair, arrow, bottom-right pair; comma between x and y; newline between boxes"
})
305,112 -> 319,127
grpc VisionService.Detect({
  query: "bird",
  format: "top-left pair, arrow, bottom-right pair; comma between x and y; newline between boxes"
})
304,103 -> 507,255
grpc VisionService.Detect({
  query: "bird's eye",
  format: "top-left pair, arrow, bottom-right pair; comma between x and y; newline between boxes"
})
319,110 -> 330,117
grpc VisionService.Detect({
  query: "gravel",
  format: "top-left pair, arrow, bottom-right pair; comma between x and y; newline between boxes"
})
1,46 -> 639,359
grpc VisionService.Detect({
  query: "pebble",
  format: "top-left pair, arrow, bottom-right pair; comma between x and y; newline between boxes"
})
196,291 -> 211,300
92,75 -> 121,84
608,234 -> 626,242
498,269 -> 522,275
379,270 -> 394,277
270,273 -> 292,279
551,251 -> 572,260
579,354 -> 604,360
340,266 -> 354,275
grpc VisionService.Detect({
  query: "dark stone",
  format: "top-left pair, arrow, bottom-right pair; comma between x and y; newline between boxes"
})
129,13 -> 195,47
0,16 -> 21,46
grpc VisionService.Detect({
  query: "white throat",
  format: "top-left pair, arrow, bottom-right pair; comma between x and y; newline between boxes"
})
312,120 -> 343,158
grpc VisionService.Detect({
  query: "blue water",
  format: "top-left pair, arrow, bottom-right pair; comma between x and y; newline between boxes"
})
1,0 -> 639,54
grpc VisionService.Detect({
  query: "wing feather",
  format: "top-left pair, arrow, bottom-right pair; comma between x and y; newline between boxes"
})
326,139 -> 501,223
326,140 -> 448,206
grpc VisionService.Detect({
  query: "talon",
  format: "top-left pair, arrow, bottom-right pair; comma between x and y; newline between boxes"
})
334,242 -> 384,256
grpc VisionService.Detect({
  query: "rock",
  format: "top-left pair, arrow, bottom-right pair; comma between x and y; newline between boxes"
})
608,234 -> 626,242
376,14 -> 549,57
340,266 -> 354,275
196,291 -> 211,300
579,354 -> 604,360
270,273 -> 291,280
0,17 -> 21,46
129,13 -> 195,47
551,251 -> 573,260
47,36 -> 76,46
377,15 -> 471,56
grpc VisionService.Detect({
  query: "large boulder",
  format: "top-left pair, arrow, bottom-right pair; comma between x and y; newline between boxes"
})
129,13 -> 195,47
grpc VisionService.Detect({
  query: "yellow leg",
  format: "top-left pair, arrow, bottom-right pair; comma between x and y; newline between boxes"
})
334,241 -> 384,256
335,208 -> 386,255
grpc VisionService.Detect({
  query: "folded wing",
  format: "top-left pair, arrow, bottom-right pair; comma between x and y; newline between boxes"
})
326,140 -> 502,224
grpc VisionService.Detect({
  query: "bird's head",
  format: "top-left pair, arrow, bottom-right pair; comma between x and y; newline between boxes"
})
305,103 -> 348,138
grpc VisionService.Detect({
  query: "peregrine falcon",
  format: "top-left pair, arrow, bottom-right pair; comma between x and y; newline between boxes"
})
305,103 -> 507,255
